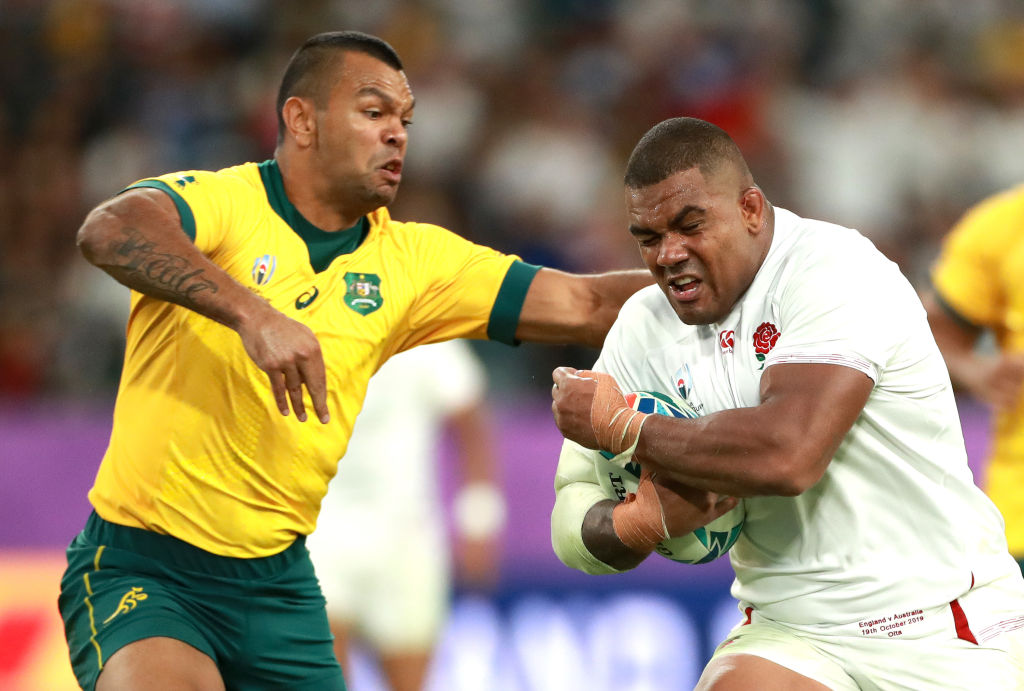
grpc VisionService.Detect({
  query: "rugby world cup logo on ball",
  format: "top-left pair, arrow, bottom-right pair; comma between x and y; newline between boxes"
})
596,390 -> 745,564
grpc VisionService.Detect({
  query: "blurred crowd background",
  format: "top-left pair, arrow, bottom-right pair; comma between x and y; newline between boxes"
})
4,2 -> 1020,687
2,0 -> 1024,399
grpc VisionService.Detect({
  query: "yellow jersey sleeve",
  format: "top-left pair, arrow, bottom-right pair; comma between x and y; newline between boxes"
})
932,186 -> 1024,328
126,168 -> 257,257
391,221 -> 539,350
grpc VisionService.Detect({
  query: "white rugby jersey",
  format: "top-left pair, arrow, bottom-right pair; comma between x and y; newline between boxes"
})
555,207 -> 1020,626
315,339 -> 485,532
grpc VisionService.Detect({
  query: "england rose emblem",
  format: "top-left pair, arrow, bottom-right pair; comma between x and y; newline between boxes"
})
753,322 -> 780,368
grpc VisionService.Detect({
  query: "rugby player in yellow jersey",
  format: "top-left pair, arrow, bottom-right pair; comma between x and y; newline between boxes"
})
59,31 -> 651,690
925,183 -> 1024,577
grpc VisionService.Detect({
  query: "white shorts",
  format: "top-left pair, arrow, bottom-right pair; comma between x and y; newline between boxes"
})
711,571 -> 1024,690
308,511 -> 450,653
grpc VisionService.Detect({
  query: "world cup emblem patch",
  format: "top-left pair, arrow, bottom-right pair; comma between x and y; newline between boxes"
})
344,272 -> 383,315
251,255 -> 276,286
673,363 -> 693,400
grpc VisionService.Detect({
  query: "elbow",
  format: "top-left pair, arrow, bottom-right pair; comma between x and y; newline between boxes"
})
580,282 -> 618,347
76,208 -> 109,265
550,535 -> 583,572
758,451 -> 828,497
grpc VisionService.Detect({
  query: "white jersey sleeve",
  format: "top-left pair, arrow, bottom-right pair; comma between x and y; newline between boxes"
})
763,233 -> 886,380
551,439 -> 627,575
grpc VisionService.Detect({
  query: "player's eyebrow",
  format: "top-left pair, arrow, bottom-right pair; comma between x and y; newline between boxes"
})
669,205 -> 704,227
628,205 -> 704,237
357,86 -> 415,113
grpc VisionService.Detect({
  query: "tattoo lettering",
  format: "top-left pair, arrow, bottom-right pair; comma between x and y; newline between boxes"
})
113,228 -> 218,302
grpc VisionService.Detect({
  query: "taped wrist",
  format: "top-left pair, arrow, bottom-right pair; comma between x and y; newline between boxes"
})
586,371 -> 649,456
611,472 -> 668,554
453,483 -> 507,539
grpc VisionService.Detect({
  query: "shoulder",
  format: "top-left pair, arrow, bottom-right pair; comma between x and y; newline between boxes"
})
773,207 -> 898,283
605,285 -> 690,352
963,184 -> 1024,220
370,209 -> 462,244
368,210 -> 496,262
946,185 -> 1024,247
127,162 -> 263,205
140,161 -> 261,189
770,208 -> 921,326
621,284 -> 675,320
778,208 -> 879,259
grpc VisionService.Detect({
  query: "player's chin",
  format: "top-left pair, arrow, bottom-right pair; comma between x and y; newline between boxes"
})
672,302 -> 718,326
366,185 -> 399,208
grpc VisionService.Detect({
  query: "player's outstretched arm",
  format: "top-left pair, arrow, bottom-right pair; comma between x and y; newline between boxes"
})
923,291 -> 1024,412
515,268 -> 652,347
76,188 -> 329,423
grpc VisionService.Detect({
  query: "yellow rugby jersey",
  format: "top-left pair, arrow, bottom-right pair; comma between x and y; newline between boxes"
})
89,160 -> 538,557
932,183 -> 1024,554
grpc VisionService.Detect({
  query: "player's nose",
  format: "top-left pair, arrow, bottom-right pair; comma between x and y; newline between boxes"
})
657,232 -> 690,266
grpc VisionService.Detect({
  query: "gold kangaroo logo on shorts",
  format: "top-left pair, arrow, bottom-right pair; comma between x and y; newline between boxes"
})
103,586 -> 148,624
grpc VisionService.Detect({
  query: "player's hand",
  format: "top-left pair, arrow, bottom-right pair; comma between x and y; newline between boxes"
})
551,366 -> 600,448
646,472 -> 738,538
613,469 -> 737,553
236,303 -> 330,423
975,353 -> 1024,412
552,367 -> 647,455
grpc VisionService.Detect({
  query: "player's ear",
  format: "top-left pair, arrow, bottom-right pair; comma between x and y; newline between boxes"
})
282,96 -> 317,148
740,186 -> 766,235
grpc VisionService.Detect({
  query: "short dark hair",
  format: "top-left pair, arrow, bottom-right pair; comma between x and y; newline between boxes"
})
624,117 -> 751,188
275,31 -> 404,141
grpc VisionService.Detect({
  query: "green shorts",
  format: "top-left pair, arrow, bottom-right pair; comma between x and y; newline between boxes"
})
58,511 -> 345,691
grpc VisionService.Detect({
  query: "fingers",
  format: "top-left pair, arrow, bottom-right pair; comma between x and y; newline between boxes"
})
713,495 -> 739,516
552,366 -> 578,388
266,353 -> 329,424
282,366 -> 308,422
238,307 -> 331,424
268,370 -> 291,418
298,351 -> 330,424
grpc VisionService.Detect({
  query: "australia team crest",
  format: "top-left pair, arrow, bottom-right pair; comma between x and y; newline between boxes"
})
344,272 -> 383,315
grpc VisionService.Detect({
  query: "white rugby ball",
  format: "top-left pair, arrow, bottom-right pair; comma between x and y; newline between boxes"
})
595,390 -> 745,564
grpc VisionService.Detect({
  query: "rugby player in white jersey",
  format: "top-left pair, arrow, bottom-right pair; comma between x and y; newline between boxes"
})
308,339 -> 502,691
550,117 -> 1024,690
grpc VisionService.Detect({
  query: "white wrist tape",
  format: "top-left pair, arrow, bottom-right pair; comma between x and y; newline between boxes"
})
453,483 -> 507,539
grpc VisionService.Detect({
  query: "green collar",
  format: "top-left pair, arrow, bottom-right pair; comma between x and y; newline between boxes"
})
258,160 -> 368,273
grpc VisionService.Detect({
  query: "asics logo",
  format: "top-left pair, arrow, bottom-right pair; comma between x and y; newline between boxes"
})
296,287 -> 319,310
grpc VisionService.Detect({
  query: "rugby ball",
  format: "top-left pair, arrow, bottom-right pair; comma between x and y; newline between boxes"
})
595,390 -> 745,565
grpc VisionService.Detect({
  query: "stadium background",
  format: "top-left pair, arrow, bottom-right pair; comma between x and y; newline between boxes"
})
1,1 -> 1021,688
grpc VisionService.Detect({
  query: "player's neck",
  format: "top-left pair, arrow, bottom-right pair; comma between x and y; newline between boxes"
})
275,152 -> 369,232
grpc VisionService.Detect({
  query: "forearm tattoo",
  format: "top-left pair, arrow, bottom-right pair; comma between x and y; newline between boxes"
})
111,227 -> 218,303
